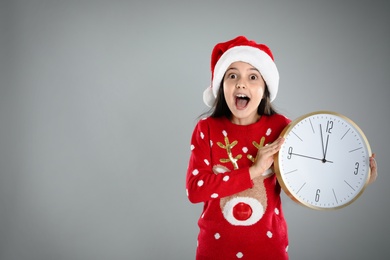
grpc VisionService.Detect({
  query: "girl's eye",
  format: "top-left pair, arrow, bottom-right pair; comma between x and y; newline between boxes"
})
250,75 -> 258,80
228,74 -> 237,79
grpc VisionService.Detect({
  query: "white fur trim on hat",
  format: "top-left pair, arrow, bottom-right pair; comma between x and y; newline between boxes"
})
203,45 -> 279,107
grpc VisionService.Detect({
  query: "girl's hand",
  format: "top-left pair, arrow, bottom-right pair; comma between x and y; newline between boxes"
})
368,153 -> 378,185
249,137 -> 284,180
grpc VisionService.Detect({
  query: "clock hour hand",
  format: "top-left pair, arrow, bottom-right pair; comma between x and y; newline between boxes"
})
290,152 -> 333,163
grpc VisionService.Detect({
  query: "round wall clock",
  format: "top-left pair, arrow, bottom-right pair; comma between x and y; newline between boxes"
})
274,111 -> 371,210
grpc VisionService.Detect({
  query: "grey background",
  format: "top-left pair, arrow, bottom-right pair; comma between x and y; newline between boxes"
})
1,0 -> 389,259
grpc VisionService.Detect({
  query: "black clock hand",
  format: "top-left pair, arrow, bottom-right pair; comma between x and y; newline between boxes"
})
320,124 -> 325,158
324,134 -> 330,160
291,152 -> 333,163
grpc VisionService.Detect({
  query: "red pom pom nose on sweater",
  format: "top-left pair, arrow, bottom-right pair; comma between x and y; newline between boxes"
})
233,202 -> 253,221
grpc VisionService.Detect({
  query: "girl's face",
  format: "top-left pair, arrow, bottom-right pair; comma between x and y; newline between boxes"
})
223,61 -> 265,125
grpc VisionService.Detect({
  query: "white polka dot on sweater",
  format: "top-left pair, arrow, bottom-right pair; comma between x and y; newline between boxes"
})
200,132 -> 204,139
190,144 -> 195,151
192,169 -> 199,176
197,180 -> 204,187
274,208 -> 280,215
214,233 -> 220,239
223,175 -> 230,182
204,159 -> 209,165
242,147 -> 248,153
211,193 -> 218,198
222,130 -> 227,136
267,231 -> 273,238
266,128 -> 272,136
236,252 -> 243,258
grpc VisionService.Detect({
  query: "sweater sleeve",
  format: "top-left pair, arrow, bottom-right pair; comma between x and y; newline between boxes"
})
186,119 -> 253,204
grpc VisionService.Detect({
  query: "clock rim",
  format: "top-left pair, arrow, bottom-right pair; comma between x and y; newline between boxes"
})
274,110 -> 372,210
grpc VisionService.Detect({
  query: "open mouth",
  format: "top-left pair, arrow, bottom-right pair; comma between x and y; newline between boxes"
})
235,94 -> 250,109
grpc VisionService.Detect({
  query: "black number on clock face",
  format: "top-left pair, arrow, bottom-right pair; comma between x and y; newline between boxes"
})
315,189 -> 321,202
326,120 -> 333,134
287,147 -> 293,159
354,162 -> 360,175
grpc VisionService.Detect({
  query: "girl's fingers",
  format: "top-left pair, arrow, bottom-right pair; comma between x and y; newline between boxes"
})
260,137 -> 284,156
368,153 -> 378,184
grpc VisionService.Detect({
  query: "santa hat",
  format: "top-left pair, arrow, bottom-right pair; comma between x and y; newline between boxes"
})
203,36 -> 279,107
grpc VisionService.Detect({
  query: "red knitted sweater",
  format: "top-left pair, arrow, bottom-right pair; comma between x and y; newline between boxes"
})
186,114 -> 291,259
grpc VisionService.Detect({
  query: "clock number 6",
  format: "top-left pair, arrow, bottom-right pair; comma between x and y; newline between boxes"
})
315,189 -> 321,202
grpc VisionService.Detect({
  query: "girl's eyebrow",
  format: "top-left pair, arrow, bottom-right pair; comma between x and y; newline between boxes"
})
226,67 -> 260,73
226,67 -> 238,72
248,67 -> 260,72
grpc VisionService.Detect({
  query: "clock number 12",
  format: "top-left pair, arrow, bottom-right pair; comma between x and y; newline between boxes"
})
326,120 -> 334,134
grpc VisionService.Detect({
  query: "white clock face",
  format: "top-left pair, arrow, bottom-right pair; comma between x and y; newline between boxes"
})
275,111 -> 371,210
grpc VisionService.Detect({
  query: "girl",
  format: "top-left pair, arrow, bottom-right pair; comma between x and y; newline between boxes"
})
186,36 -> 377,259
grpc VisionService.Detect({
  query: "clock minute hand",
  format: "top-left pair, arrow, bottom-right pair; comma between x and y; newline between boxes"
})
320,124 -> 325,158
291,152 -> 333,163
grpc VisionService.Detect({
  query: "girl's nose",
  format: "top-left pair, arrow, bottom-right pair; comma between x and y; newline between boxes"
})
236,83 -> 246,89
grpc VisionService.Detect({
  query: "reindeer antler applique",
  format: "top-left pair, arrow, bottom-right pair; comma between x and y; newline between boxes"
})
247,136 -> 266,163
217,131 -> 242,169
